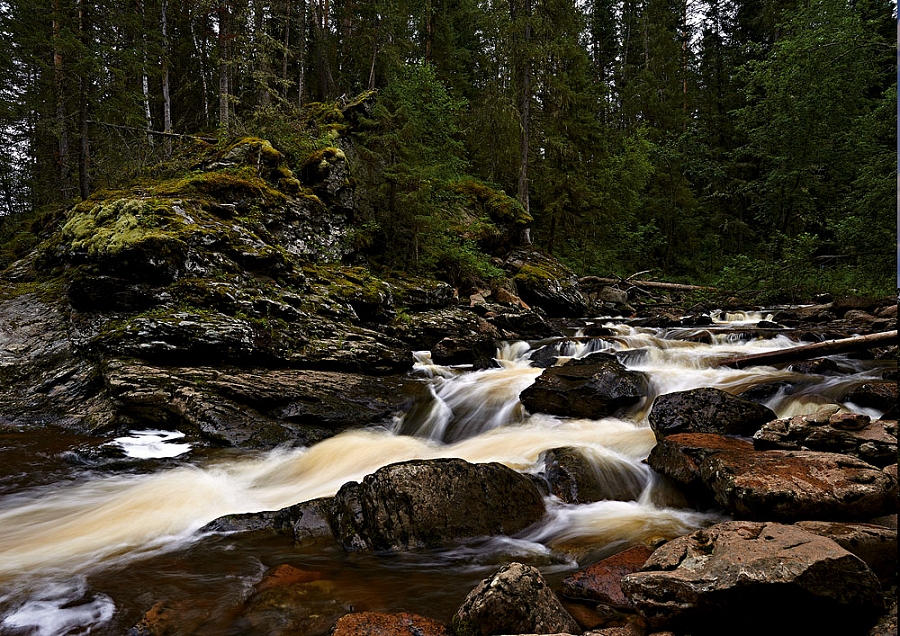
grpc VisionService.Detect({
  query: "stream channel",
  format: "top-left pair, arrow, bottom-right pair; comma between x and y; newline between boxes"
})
0,310 -> 890,635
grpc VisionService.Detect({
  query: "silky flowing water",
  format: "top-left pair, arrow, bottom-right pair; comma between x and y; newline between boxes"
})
0,312 -> 890,635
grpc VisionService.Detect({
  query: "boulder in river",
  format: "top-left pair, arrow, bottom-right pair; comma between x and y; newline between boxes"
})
647,434 -> 898,521
519,353 -> 648,419
330,458 -> 546,552
648,387 -> 777,441
541,446 -> 649,504
620,521 -> 885,635
452,562 -> 580,636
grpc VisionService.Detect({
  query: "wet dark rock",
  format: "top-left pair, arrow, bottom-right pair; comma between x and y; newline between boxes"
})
485,310 -> 559,341
330,458 -> 546,552
788,357 -> 840,375
542,447 -> 648,504
331,612 -> 452,636
105,360 -> 411,449
452,562 -> 580,636
621,521 -> 885,635
844,382 -> 899,415
737,381 -> 794,403
648,387 -> 777,441
201,498 -> 336,547
627,313 -> 679,328
753,412 -> 898,467
561,544 -> 655,608
679,314 -> 713,326
520,353 -> 648,419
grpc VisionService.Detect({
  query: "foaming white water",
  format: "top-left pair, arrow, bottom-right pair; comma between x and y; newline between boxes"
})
528,499 -> 725,552
0,412 -> 662,581
401,343 -> 543,442
0,579 -> 114,636
106,429 -> 191,459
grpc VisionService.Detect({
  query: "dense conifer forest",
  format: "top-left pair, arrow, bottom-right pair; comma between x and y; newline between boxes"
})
0,0 -> 895,300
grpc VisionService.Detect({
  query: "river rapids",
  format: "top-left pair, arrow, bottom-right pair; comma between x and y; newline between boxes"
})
0,311 -> 890,635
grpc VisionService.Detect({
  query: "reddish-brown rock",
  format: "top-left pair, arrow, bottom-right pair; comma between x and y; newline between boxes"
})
794,521 -> 898,581
561,545 -> 655,608
646,433 -> 754,488
331,612 -> 451,636
699,450 -> 898,521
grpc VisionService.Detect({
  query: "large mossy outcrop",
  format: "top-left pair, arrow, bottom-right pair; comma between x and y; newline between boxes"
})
0,121 -> 588,448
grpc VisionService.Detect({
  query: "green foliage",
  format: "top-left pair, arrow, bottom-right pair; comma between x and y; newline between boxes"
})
0,0 -> 894,301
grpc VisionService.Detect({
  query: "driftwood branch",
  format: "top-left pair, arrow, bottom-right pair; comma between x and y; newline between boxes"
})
87,120 -> 217,143
718,330 -> 897,369
579,276 -> 713,293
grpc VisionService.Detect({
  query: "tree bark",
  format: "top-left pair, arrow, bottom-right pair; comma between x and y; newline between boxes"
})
52,0 -> 71,196
161,0 -> 172,156
718,331 -> 898,369
77,0 -> 90,200
218,0 -> 230,131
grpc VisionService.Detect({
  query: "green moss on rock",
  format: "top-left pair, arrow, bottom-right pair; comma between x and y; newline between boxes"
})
451,179 -> 533,226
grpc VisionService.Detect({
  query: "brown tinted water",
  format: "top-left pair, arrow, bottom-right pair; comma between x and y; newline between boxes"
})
0,314 -> 891,634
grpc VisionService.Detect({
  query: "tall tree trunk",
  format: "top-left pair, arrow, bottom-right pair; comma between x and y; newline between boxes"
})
139,0 -> 154,145
425,0 -> 433,63
52,0 -> 70,197
281,0 -> 291,99
189,9 -> 211,127
218,0 -> 230,131
510,0 -> 532,219
297,0 -> 306,105
255,1 -> 272,107
367,11 -> 379,90
161,0 -> 172,157
77,0 -> 90,200
311,0 -> 335,99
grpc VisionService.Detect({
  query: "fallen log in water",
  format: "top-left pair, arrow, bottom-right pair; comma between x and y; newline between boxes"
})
579,276 -> 714,292
718,330 -> 897,369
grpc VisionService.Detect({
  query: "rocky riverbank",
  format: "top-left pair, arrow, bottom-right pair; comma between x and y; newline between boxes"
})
0,130 -> 896,636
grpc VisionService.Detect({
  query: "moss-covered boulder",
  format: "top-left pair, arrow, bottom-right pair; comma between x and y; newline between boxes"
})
504,248 -> 589,317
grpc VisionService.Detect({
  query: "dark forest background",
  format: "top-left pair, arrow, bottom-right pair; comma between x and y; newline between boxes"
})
0,0 -> 895,298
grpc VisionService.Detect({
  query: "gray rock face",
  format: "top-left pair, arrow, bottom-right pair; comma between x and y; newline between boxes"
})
621,521 -> 885,635
330,458 -> 546,552
753,412 -> 898,467
519,354 -> 648,419
452,562 -> 580,636
648,387 -> 777,441
106,360 -> 411,448
0,293 -> 113,431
